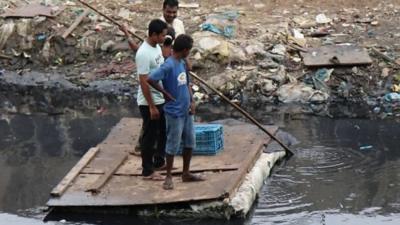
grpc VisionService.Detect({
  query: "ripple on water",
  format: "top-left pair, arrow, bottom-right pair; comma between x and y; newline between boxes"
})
252,131 -> 400,224
256,174 -> 313,217
292,144 -> 382,178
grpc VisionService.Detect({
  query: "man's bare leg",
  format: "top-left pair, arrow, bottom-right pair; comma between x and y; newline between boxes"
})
163,154 -> 174,190
182,148 -> 205,182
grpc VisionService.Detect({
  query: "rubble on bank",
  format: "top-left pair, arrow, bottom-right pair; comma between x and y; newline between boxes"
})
1,0 -> 400,118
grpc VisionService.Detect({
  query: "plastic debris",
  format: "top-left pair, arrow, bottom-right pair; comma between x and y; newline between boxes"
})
392,84 -> 400,93
373,107 -> 381,114
245,41 -> 266,57
192,84 -> 200,92
193,92 -> 206,103
384,93 -> 400,102
315,13 -> 332,24
36,33 -> 47,41
371,21 -> 379,26
0,21 -> 15,50
309,91 -> 329,103
180,3 -> 200,8
338,81 -> 352,98
381,68 -> 390,78
277,83 -> 316,103
315,68 -> 333,82
359,145 -> 373,150
289,29 -> 307,46
42,40 -> 51,62
201,11 -> 239,38
194,33 -> 231,62
271,44 -> 286,56
304,68 -> 333,93
293,28 -> 305,39
198,37 -> 221,51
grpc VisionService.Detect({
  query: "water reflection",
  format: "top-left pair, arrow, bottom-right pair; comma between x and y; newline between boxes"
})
0,113 -> 122,213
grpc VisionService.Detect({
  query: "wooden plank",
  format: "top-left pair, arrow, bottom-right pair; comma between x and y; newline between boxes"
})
48,171 -> 239,206
301,45 -> 373,67
84,144 -> 132,170
85,153 -> 128,194
62,9 -> 90,39
50,147 -> 99,197
82,164 -> 239,175
100,118 -> 141,146
1,4 -> 65,18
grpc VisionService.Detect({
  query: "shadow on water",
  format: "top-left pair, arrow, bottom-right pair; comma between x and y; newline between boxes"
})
0,104 -> 399,225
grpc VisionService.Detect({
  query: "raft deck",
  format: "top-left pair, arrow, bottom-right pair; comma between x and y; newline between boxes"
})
47,118 -> 278,207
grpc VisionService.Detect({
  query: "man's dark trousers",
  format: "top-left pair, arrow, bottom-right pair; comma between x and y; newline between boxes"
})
139,104 -> 166,176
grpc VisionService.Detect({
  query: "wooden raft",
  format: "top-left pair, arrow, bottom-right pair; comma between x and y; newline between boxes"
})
47,118 -> 277,207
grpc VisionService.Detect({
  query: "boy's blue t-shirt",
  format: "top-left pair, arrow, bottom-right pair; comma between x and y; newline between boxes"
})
149,57 -> 190,117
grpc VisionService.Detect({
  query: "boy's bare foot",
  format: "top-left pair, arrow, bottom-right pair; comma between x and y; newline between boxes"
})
182,173 -> 205,182
163,176 -> 174,190
142,172 -> 164,181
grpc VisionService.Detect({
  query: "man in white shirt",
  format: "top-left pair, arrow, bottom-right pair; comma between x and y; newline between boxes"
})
160,0 -> 185,37
128,19 -> 168,180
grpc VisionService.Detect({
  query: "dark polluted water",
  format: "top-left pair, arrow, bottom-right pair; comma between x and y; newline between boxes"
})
252,117 -> 400,225
0,112 -> 399,225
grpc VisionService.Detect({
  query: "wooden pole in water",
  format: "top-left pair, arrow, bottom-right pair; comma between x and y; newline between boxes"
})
76,0 -> 294,157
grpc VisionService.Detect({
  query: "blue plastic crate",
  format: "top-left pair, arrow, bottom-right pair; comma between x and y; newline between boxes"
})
177,124 -> 224,155
194,124 -> 224,155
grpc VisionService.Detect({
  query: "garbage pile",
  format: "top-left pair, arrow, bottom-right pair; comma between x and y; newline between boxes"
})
0,0 -> 400,118
188,3 -> 400,118
0,0 -> 156,76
